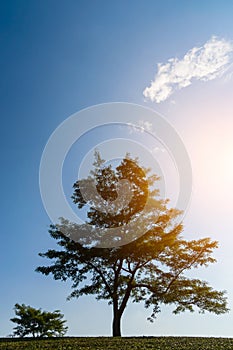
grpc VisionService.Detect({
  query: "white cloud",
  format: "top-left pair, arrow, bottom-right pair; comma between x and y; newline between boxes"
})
143,36 -> 233,103
151,146 -> 166,155
127,120 -> 153,134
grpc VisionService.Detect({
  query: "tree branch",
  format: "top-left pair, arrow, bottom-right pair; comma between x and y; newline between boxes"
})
163,246 -> 208,295
86,260 -> 113,298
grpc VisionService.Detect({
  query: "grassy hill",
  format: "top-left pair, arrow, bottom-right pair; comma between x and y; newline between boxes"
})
1,337 -> 233,350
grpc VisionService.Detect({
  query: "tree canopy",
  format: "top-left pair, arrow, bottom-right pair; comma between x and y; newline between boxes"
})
10,304 -> 68,337
36,152 -> 228,336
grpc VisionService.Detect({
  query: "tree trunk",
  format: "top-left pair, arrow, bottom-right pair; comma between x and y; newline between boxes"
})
112,311 -> 121,337
112,280 -> 133,336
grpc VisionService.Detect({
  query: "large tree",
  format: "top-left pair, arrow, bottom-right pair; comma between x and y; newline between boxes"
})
37,152 -> 228,337
10,304 -> 68,337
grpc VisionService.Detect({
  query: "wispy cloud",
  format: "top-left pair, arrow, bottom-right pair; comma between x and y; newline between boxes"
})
127,120 -> 153,134
143,36 -> 233,103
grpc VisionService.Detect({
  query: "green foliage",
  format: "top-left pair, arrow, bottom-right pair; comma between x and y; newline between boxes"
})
1,337 -> 233,350
10,304 -> 68,338
36,152 -> 228,336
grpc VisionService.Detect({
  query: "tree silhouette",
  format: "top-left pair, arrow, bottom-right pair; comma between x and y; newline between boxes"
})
10,304 -> 68,337
37,152 -> 228,337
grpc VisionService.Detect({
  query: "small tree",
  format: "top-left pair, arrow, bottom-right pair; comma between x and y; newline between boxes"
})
37,153 -> 229,336
10,304 -> 68,337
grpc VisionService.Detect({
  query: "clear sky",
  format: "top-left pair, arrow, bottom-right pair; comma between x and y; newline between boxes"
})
1,0 -> 233,337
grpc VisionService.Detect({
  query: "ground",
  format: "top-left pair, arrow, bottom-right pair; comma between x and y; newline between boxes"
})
1,337 -> 233,350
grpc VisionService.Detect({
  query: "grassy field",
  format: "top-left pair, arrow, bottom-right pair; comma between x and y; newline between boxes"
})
1,337 -> 233,350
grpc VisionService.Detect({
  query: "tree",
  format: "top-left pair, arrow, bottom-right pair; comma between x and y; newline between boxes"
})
10,304 -> 68,337
36,152 -> 228,337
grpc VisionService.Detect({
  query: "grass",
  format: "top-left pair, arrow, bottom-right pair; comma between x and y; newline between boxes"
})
1,337 -> 233,350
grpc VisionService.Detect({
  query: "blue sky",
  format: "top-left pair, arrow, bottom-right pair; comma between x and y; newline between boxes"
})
1,0 -> 233,337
